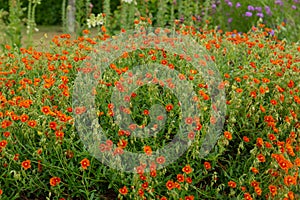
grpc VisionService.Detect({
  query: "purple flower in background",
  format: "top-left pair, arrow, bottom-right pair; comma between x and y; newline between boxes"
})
255,7 -> 262,12
275,0 -> 283,6
212,4 -> 217,9
257,13 -> 264,18
248,5 -> 255,11
236,2 -> 241,8
227,1 -> 233,7
245,11 -> 252,17
292,5 -> 297,9
269,30 -> 275,36
228,18 -> 232,23
180,16 -> 184,23
293,0 -> 299,3
265,6 -> 272,15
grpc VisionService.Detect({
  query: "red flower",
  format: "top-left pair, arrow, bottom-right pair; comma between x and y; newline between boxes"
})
284,175 -> 296,186
143,109 -> 149,115
166,180 -> 175,190
50,177 -> 61,186
177,174 -> 185,182
119,186 -> 128,195
0,140 -> 8,148
251,167 -> 259,174
27,120 -> 37,128
228,181 -> 237,188
156,156 -> 165,164
257,154 -> 266,162
244,193 -> 253,200
243,136 -> 250,142
204,161 -> 211,170
182,165 -> 192,174
165,104 -> 174,112
224,131 -> 232,140
268,185 -> 277,196
186,177 -> 192,184
254,187 -> 262,196
80,158 -> 90,170
21,160 -> 31,170
185,117 -> 193,124
185,195 -> 194,200
49,121 -> 57,130
41,106 -> 51,115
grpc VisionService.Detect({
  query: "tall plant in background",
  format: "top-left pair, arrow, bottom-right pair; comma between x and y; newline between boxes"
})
6,0 -> 25,48
119,0 -> 136,31
103,0 -> 111,33
0,9 -> 8,49
62,0 -> 67,32
26,0 -> 41,47
156,0 -> 168,27
75,0 -> 91,35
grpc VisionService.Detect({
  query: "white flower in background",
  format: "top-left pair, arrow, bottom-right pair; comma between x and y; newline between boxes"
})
122,0 -> 133,4
87,13 -> 104,28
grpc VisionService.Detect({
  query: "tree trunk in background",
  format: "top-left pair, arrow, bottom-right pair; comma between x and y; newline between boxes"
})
67,0 -> 76,33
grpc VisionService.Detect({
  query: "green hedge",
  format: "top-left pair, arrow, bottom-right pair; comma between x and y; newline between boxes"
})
0,0 -> 121,25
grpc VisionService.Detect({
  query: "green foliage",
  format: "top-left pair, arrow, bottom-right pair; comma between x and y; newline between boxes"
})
6,0 -> 25,48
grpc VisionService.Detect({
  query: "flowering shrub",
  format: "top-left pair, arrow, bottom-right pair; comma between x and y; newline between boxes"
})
0,19 -> 299,199
213,0 -> 300,41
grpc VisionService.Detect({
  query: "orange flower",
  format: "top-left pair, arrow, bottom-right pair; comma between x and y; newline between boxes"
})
251,180 -> 259,188
243,136 -> 250,143
185,195 -> 194,200
268,134 -> 276,141
270,99 -> 277,105
117,139 -> 128,149
251,167 -> 259,174
244,193 -> 253,200
186,177 -> 192,184
166,180 -> 175,190
21,160 -> 31,170
82,29 -> 90,34
288,191 -> 294,200
254,187 -> 262,196
143,146 -> 152,156
204,161 -> 211,170
228,181 -> 237,188
256,138 -> 264,147
119,186 -> 128,195
20,114 -> 29,122
0,140 -> 8,148
165,104 -> 174,112
27,120 -> 37,128
236,88 -> 243,93
268,185 -> 277,196
257,154 -> 265,162
259,105 -> 266,112
80,158 -> 90,170
259,86 -> 265,94
50,177 -> 61,186
41,106 -> 51,115
49,121 -> 57,130
177,174 -> 185,182
284,175 -> 296,186
182,165 -> 193,174
294,157 -> 300,166
224,131 -> 232,140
